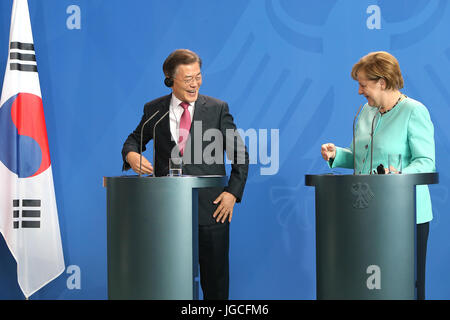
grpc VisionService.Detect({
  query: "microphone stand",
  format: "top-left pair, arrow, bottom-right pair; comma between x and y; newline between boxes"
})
352,104 -> 363,175
369,110 -> 379,175
152,110 -> 170,177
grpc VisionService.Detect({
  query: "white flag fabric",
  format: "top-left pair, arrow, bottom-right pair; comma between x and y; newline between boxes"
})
0,0 -> 65,298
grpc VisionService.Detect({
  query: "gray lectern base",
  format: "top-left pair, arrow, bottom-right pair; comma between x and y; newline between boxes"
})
305,173 -> 438,300
105,175 -> 227,300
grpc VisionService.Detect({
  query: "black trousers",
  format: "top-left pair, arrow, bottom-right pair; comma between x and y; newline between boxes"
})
198,222 -> 230,300
416,222 -> 429,300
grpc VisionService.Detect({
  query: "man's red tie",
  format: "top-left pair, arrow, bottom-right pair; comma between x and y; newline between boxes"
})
178,102 -> 191,155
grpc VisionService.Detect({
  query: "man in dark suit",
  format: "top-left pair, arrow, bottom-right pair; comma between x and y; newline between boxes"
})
121,49 -> 249,299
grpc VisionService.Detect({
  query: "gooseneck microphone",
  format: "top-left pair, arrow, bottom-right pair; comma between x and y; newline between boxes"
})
369,110 -> 379,175
139,110 -> 160,177
352,104 -> 363,175
152,110 -> 170,177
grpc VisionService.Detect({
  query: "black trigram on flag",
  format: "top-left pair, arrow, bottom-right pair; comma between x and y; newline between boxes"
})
9,41 -> 37,72
13,199 -> 41,229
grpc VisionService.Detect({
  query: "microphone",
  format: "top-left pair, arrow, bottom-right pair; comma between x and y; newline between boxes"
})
369,110 -> 379,175
352,104 -> 363,175
139,110 -> 160,177
152,110 -> 170,177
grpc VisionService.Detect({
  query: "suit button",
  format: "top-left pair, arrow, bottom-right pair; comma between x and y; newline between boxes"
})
362,159 -> 365,163
365,144 -> 368,149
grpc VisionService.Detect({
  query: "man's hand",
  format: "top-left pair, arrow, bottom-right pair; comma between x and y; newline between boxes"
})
212,191 -> 237,223
126,151 -> 154,175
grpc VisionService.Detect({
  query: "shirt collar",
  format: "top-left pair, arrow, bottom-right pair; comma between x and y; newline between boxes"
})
171,93 -> 195,109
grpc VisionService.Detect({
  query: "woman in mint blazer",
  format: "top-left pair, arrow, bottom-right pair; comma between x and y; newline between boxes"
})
321,51 -> 435,300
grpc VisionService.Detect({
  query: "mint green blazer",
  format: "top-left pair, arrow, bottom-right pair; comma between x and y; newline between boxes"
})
330,97 -> 435,223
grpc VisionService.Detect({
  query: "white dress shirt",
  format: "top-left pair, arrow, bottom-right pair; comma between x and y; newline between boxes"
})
169,94 -> 195,143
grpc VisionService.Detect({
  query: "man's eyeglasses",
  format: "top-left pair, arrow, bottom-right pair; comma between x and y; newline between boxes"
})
176,74 -> 202,85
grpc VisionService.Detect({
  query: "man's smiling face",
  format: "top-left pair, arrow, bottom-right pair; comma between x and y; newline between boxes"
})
171,62 -> 202,103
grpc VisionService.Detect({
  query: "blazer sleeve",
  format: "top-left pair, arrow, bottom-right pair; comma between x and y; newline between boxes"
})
121,102 -> 155,171
329,146 -> 354,169
402,104 -> 436,174
220,102 -> 249,203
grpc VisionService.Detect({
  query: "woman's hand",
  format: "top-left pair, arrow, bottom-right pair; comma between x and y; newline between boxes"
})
321,143 -> 336,161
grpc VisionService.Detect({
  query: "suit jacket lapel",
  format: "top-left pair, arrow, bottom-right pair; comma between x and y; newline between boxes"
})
192,94 -> 207,123
179,95 -> 206,162
189,94 -> 207,147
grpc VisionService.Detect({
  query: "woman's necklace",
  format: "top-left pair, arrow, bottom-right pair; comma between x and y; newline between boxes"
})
379,93 -> 404,115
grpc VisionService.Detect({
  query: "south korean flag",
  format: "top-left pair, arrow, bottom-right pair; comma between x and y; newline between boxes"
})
0,0 -> 65,298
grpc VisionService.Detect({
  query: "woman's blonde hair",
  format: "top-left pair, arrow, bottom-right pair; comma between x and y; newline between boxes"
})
351,51 -> 404,90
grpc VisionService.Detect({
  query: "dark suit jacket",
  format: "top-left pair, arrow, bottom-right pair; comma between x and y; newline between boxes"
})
122,94 -> 249,225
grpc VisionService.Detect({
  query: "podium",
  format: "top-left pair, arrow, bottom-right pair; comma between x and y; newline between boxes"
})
305,173 -> 438,300
104,175 -> 227,300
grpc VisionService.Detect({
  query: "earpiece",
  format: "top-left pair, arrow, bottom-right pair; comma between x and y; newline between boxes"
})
164,77 -> 173,87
